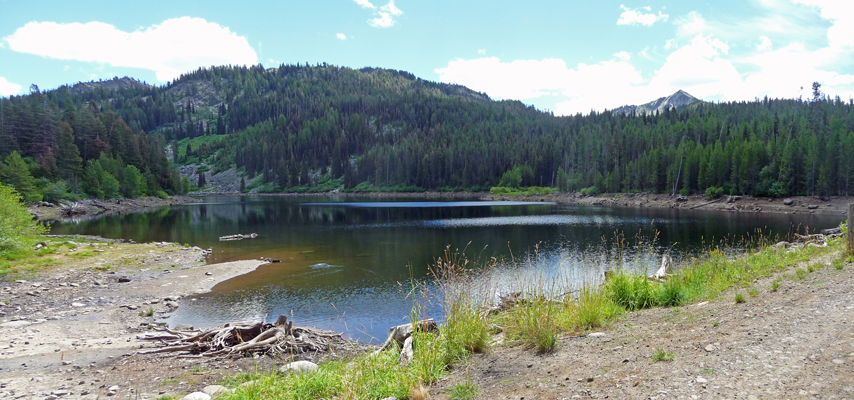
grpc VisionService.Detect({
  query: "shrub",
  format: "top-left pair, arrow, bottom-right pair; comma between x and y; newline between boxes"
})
734,292 -> 745,303
0,185 -> 46,252
705,186 -> 724,198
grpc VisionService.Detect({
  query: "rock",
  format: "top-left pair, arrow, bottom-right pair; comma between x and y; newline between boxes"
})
280,360 -> 319,375
202,385 -> 232,398
588,332 -> 606,338
783,198 -> 794,206
807,204 -> 819,209
696,377 -> 708,384
181,392 -> 211,400
832,359 -> 845,365
108,385 -> 119,392
704,344 -> 715,352
117,277 -> 131,283
71,303 -> 86,307
50,389 -> 69,396
174,324 -> 194,331
676,195 -> 688,202
0,320 -> 32,328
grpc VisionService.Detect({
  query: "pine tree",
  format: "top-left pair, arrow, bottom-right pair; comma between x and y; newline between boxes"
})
0,151 -> 40,202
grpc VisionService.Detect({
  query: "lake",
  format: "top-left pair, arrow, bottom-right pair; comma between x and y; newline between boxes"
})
49,195 -> 843,342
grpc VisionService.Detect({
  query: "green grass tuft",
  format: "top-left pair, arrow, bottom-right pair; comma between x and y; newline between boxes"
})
651,348 -> 674,362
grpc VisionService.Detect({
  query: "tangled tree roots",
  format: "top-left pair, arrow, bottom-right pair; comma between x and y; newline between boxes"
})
136,315 -> 349,359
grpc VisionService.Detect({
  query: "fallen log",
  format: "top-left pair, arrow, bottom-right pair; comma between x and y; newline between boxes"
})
218,233 -> 258,241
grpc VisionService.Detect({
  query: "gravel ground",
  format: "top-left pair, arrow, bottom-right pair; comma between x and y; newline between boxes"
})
431,250 -> 854,400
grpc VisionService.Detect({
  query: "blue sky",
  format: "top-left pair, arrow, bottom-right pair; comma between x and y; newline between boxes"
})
1,0 -> 852,114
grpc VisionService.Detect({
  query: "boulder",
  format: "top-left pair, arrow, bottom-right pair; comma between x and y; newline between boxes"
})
202,385 -> 232,398
783,198 -> 794,206
280,360 -> 319,375
808,204 -> 819,209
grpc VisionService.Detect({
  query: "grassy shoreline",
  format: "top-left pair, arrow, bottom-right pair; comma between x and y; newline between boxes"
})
198,226 -> 846,400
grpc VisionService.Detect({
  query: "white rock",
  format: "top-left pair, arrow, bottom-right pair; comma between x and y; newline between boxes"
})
696,376 -> 708,384
588,332 -> 606,338
280,360 -> 319,375
704,344 -> 715,352
181,392 -> 211,400
202,385 -> 232,397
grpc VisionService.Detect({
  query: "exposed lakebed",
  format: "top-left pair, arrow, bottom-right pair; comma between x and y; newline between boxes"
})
49,195 -> 843,342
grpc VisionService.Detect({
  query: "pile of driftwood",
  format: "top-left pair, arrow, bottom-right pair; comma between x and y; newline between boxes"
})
773,227 -> 843,249
136,315 -> 347,358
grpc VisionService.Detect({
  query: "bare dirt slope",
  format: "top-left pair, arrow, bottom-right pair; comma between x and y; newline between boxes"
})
432,251 -> 854,400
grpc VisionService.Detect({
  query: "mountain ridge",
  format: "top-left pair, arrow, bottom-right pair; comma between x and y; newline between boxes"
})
612,90 -> 703,115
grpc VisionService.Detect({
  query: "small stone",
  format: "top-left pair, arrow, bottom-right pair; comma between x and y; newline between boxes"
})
108,385 -> 119,392
62,361 -> 72,366
696,377 -> 708,384
117,277 -> 131,283
279,360 -> 318,375
71,303 -> 86,307
588,332 -> 606,338
704,344 -> 715,352
808,204 -> 819,209
205,272 -> 213,276
181,392 -> 211,400
783,198 -> 794,206
832,359 -> 845,365
50,389 -> 68,396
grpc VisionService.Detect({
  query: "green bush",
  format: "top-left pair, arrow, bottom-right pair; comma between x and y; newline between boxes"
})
705,186 -> 724,198
0,186 -> 46,251
154,190 -> 169,200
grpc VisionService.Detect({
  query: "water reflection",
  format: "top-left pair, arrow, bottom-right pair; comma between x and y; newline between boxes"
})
49,196 -> 844,342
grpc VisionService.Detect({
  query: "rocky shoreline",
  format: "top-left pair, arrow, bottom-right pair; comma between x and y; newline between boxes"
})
29,196 -> 202,222
0,237 -> 267,399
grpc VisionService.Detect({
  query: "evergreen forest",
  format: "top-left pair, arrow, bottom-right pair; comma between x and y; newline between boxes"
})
1,63 -> 852,201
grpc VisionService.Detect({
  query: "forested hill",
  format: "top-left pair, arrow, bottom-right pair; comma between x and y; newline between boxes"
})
1,64 -> 853,202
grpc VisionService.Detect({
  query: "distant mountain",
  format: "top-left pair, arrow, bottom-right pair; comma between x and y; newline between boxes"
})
612,90 -> 703,115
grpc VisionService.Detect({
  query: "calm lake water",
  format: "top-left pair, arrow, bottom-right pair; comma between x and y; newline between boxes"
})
49,196 -> 843,342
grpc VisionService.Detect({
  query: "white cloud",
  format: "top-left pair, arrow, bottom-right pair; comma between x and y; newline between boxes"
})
617,5 -> 669,27
3,17 -> 258,82
756,35 -> 773,51
614,51 -> 631,61
0,77 -> 22,96
337,33 -> 347,40
368,0 -> 403,28
792,0 -> 854,48
435,55 -> 647,114
478,49 -> 486,55
352,0 -> 375,9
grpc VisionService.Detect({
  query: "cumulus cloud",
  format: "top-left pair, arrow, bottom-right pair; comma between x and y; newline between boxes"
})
435,54 -> 647,114
337,33 -> 347,40
3,17 -> 258,82
368,1 -> 403,28
617,5 -> 669,27
756,35 -> 773,51
352,0 -> 375,9
0,77 -> 23,97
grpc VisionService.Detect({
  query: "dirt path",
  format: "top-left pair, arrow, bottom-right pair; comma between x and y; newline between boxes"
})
431,251 -> 854,400
0,238 -> 266,400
